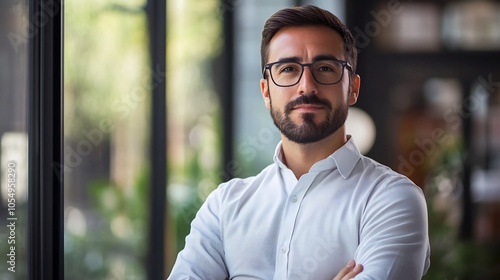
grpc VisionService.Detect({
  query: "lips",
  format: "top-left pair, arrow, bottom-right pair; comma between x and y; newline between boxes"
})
292,104 -> 324,111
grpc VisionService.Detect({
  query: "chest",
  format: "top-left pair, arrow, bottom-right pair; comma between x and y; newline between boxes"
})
221,182 -> 361,279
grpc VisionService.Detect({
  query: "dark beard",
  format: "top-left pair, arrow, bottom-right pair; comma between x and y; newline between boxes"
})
270,93 -> 348,144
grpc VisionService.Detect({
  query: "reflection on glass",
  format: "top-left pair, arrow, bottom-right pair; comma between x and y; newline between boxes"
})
166,0 -> 223,266
64,0 -> 149,279
0,1 -> 29,279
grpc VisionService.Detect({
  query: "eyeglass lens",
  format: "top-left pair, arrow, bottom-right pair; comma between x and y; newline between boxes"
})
270,60 -> 344,86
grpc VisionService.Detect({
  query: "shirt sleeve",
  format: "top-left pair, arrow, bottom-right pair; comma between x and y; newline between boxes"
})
167,188 -> 229,280
353,178 -> 431,280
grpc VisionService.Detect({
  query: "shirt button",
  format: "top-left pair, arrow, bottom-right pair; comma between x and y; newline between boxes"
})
290,196 -> 297,203
280,247 -> 287,254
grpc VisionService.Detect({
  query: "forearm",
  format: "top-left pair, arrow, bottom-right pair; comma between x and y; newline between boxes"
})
168,191 -> 228,279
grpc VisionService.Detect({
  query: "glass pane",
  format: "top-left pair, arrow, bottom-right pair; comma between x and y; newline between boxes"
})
166,0 -> 223,269
64,1 -> 150,279
0,1 -> 29,279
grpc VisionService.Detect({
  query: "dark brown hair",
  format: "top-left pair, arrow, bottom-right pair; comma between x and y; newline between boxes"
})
261,5 -> 357,79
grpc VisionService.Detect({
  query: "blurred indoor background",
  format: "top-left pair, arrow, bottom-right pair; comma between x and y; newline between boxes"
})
1,0 -> 499,279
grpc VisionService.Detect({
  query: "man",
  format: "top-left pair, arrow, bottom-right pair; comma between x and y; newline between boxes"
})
168,5 -> 430,280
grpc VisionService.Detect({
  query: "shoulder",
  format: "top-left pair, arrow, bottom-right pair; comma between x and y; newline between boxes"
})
357,155 -> 419,187
351,156 -> 425,207
354,158 -> 428,235
210,163 -> 278,202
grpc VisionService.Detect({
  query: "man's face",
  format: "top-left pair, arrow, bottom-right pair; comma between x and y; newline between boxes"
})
260,25 -> 360,144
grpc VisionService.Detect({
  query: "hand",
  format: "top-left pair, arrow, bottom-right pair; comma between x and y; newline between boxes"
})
332,260 -> 363,280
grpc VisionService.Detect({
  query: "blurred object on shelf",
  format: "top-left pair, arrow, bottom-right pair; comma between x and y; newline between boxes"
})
443,1 -> 500,51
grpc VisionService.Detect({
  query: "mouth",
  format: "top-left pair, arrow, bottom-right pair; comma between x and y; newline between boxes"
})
292,104 -> 325,112
284,95 -> 332,114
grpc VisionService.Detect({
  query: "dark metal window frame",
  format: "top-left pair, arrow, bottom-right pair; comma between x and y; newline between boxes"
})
28,0 -> 64,279
146,0 -> 167,278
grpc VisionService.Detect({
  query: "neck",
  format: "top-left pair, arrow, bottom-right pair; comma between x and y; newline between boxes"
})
280,127 -> 347,179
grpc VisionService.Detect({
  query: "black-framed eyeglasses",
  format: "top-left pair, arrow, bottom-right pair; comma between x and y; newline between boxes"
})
263,59 -> 352,87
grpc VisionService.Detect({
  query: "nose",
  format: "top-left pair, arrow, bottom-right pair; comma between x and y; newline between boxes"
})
297,66 -> 318,95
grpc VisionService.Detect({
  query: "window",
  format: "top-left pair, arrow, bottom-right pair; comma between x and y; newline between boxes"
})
0,1 -> 29,279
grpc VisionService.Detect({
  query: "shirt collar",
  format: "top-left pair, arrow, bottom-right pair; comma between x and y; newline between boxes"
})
328,136 -> 362,179
273,141 -> 288,170
273,135 -> 362,179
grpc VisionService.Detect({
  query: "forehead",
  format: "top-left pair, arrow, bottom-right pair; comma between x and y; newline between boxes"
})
267,25 -> 345,62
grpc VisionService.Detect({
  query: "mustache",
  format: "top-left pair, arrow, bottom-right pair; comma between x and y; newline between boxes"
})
285,94 -> 332,113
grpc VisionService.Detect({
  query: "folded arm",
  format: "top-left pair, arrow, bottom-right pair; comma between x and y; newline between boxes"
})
167,190 -> 229,280
353,180 -> 430,279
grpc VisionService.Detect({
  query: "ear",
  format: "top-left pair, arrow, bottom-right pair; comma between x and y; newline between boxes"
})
260,78 -> 271,109
348,74 -> 361,105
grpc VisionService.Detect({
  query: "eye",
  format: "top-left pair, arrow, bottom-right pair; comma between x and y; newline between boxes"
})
276,63 -> 301,74
315,62 -> 339,72
317,65 -> 334,72
282,66 -> 297,73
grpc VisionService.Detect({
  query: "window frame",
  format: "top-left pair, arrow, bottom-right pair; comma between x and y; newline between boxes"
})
28,0 -> 64,279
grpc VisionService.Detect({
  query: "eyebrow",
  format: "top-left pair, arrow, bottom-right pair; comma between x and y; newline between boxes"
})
273,56 -> 301,63
312,54 -> 341,62
273,54 -> 341,64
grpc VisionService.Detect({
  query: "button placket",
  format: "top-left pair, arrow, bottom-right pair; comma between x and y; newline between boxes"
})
274,175 -> 316,279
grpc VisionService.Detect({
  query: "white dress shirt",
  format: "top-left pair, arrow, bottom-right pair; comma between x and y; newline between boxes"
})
168,137 -> 430,280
